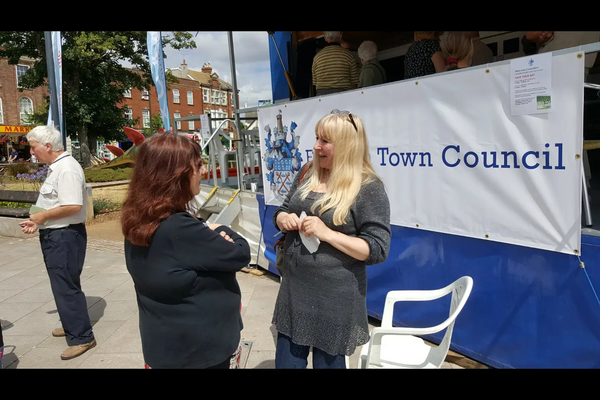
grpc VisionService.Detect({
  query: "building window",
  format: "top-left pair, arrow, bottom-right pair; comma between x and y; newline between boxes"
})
212,90 -> 219,104
0,97 -> 3,124
187,90 -> 193,105
221,92 -> 227,105
142,89 -> 150,100
174,112 -> 181,130
142,109 -> 150,128
189,120 -> 195,130
16,65 -> 30,87
123,88 -> 132,98
124,107 -> 133,120
211,110 -> 217,130
203,89 -> 210,103
19,97 -> 33,125
173,89 -> 180,103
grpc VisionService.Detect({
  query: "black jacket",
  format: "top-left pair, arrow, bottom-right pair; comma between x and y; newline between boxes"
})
125,212 -> 251,368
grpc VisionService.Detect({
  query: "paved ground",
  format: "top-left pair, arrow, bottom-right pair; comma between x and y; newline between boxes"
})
0,234 -> 469,369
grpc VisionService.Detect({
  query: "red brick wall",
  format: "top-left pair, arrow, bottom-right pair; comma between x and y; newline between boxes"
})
0,58 -> 48,126
121,75 -> 206,132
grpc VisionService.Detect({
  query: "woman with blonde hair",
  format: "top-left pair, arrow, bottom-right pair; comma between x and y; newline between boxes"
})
440,31 -> 474,71
272,109 -> 391,368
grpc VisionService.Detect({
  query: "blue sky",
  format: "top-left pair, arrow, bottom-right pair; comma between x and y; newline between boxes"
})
162,31 -> 273,109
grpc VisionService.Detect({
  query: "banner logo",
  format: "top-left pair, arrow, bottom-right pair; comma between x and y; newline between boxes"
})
263,110 -> 303,202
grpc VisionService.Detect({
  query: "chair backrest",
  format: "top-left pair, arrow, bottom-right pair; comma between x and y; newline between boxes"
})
430,276 -> 473,366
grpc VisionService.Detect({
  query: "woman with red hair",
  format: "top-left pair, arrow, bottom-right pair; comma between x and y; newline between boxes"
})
121,132 -> 251,369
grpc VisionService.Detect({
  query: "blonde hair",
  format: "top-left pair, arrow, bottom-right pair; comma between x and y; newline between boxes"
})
298,111 -> 382,225
441,31 -> 474,71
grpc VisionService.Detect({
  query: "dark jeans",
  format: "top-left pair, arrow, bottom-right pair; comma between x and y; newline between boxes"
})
275,332 -> 346,369
39,223 -> 94,346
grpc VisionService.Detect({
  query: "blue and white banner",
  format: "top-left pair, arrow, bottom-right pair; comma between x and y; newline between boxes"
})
258,51 -> 584,255
147,31 -> 171,131
46,31 -> 63,140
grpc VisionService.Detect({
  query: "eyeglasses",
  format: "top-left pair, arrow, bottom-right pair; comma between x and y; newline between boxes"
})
331,109 -> 358,132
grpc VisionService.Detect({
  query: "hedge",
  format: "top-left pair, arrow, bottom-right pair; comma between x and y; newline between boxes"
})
84,167 -> 133,183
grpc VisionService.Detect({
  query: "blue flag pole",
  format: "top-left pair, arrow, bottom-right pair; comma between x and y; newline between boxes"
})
147,31 -> 171,132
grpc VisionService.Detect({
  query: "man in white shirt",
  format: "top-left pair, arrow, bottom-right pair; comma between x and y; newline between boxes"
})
19,125 -> 96,360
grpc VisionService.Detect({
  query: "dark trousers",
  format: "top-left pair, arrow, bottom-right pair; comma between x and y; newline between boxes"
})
275,332 -> 346,369
39,223 -> 94,346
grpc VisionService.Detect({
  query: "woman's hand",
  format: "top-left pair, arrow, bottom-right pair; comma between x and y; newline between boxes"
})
300,216 -> 332,242
277,212 -> 301,232
207,223 -> 234,243
219,230 -> 234,243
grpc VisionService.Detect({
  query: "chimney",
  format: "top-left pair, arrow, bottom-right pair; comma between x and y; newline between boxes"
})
181,59 -> 188,77
201,62 -> 212,74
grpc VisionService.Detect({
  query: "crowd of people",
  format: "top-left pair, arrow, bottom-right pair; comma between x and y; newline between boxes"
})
311,31 -> 600,94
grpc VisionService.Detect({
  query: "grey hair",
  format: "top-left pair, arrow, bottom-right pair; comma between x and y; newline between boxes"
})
323,31 -> 342,40
26,125 -> 64,151
358,41 -> 378,61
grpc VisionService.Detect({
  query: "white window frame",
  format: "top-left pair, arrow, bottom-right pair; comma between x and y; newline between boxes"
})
0,97 -> 3,124
123,88 -> 132,98
19,97 -> 33,125
141,89 -> 150,100
187,90 -> 193,105
211,90 -> 218,104
142,110 -> 150,128
173,89 -> 180,103
124,107 -> 133,120
16,64 -> 30,88
189,120 -> 195,130
221,92 -> 227,105
211,110 -> 217,130
174,112 -> 181,130
203,89 -> 210,103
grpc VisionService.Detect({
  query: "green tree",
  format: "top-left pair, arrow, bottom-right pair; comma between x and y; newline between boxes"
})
142,113 -> 164,137
0,31 -> 196,167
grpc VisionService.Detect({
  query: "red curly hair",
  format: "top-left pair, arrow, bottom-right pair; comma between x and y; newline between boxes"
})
121,132 -> 203,246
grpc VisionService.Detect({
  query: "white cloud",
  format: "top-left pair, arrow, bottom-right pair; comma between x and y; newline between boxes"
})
163,31 -> 273,108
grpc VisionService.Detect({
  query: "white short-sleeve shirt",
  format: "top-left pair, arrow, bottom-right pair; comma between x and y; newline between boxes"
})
35,152 -> 87,229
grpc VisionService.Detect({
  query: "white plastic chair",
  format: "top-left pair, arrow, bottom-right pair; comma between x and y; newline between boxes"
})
358,276 -> 473,369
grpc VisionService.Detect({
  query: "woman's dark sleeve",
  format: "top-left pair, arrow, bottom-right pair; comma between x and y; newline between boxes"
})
171,213 -> 251,272
353,179 -> 392,265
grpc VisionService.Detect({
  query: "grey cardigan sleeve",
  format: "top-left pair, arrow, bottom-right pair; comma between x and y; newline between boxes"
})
352,178 -> 392,265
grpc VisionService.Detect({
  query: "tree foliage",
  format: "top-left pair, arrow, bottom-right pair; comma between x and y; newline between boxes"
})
0,31 -> 196,167
141,113 -> 164,137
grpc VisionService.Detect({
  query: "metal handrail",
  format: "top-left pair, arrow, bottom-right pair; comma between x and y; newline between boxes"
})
201,118 -> 236,152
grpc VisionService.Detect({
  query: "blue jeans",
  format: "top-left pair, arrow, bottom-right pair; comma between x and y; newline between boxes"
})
275,332 -> 346,369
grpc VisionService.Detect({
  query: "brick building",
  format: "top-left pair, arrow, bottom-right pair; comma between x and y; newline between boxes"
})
0,56 -> 239,160
121,60 -> 238,135
0,56 -> 48,160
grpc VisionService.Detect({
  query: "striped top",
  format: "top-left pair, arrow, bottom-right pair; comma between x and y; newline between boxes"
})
312,43 -> 359,90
